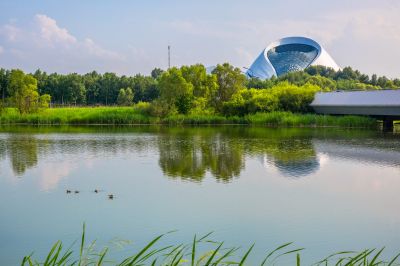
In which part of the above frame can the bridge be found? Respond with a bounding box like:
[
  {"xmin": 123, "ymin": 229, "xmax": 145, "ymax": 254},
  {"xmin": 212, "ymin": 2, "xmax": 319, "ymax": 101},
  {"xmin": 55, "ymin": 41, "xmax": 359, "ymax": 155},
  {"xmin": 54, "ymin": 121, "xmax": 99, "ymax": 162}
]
[{"xmin": 310, "ymin": 90, "xmax": 400, "ymax": 131}]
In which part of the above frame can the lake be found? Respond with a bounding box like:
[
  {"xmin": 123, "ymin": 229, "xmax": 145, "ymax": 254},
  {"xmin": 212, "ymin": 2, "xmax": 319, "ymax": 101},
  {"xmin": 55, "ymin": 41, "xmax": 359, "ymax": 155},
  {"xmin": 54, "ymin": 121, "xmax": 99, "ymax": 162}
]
[{"xmin": 0, "ymin": 126, "xmax": 399, "ymax": 265}]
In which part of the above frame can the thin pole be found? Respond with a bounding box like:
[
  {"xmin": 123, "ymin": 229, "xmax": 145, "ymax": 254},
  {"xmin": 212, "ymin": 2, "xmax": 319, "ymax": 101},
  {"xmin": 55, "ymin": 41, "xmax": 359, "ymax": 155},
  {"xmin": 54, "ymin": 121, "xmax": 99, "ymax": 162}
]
[{"xmin": 168, "ymin": 45, "xmax": 171, "ymax": 69}]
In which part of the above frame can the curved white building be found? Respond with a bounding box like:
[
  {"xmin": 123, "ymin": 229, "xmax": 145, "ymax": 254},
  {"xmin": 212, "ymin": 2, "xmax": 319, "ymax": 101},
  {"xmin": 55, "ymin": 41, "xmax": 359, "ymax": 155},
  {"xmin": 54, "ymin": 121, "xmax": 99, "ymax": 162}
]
[{"xmin": 246, "ymin": 36, "xmax": 340, "ymax": 80}]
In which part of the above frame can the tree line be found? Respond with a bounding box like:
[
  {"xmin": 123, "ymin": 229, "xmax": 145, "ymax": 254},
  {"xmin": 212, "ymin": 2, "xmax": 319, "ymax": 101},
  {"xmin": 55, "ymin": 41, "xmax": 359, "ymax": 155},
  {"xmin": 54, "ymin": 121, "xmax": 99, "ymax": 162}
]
[{"xmin": 0, "ymin": 64, "xmax": 399, "ymax": 115}]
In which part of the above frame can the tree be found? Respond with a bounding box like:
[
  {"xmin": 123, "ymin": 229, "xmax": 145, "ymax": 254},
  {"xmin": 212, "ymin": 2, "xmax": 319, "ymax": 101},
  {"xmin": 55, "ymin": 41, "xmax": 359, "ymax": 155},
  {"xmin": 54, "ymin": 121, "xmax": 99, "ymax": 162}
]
[
  {"xmin": 306, "ymin": 75, "xmax": 336, "ymax": 91},
  {"xmin": 99, "ymin": 72, "xmax": 119, "ymax": 105},
  {"xmin": 211, "ymin": 63, "xmax": 246, "ymax": 111},
  {"xmin": 117, "ymin": 87, "xmax": 134, "ymax": 106},
  {"xmin": 278, "ymin": 71, "xmax": 310, "ymax": 85},
  {"xmin": 83, "ymin": 71, "xmax": 101, "ymax": 105},
  {"xmin": 0, "ymin": 68, "xmax": 10, "ymax": 101},
  {"xmin": 33, "ymin": 69, "xmax": 48, "ymax": 95},
  {"xmin": 8, "ymin": 69, "xmax": 50, "ymax": 113},
  {"xmin": 181, "ymin": 64, "xmax": 217, "ymax": 99},
  {"xmin": 151, "ymin": 68, "xmax": 164, "ymax": 79},
  {"xmin": 62, "ymin": 74, "xmax": 86, "ymax": 105},
  {"xmin": 159, "ymin": 67, "xmax": 193, "ymax": 114}
]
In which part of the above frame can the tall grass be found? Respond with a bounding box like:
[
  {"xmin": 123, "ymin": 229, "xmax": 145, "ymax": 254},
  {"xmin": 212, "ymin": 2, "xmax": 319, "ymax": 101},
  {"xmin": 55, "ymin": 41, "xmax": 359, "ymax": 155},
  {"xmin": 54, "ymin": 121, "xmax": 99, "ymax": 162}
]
[
  {"xmin": 21, "ymin": 225, "xmax": 400, "ymax": 266},
  {"xmin": 0, "ymin": 107, "xmax": 378, "ymax": 128}
]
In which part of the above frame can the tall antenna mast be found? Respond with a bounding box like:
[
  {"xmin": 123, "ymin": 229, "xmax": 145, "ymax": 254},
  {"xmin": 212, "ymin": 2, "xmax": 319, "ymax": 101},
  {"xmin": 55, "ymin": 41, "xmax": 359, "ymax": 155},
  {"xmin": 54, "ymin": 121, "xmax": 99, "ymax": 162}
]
[{"xmin": 168, "ymin": 45, "xmax": 171, "ymax": 69}]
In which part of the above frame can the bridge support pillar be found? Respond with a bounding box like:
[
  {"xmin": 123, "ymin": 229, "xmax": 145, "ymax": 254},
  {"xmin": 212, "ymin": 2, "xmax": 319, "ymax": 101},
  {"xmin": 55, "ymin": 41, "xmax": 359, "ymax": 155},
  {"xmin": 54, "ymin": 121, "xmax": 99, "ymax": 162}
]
[{"xmin": 383, "ymin": 118, "xmax": 394, "ymax": 132}]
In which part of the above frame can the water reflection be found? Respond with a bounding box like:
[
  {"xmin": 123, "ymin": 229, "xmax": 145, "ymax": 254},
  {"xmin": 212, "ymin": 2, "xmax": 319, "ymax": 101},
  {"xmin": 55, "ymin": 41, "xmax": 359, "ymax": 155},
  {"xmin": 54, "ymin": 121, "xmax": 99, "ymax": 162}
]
[
  {"xmin": 0, "ymin": 126, "xmax": 399, "ymax": 183},
  {"xmin": 158, "ymin": 130, "xmax": 244, "ymax": 182},
  {"xmin": 2, "ymin": 135, "xmax": 39, "ymax": 176}
]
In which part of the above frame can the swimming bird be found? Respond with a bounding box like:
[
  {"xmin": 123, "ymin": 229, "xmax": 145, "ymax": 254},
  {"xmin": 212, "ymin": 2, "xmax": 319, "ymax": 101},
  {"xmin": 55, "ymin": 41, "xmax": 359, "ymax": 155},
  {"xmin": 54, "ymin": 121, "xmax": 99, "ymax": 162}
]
[
  {"xmin": 66, "ymin": 190, "xmax": 71, "ymax": 194},
  {"xmin": 108, "ymin": 194, "xmax": 114, "ymax": 200},
  {"xmin": 94, "ymin": 189, "xmax": 99, "ymax": 193},
  {"xmin": 74, "ymin": 190, "xmax": 80, "ymax": 194}
]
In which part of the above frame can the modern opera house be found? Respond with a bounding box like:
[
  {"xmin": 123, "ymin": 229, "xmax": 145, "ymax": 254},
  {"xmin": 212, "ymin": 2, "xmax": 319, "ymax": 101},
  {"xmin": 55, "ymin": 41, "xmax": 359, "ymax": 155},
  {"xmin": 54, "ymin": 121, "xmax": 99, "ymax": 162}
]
[{"xmin": 246, "ymin": 36, "xmax": 340, "ymax": 80}]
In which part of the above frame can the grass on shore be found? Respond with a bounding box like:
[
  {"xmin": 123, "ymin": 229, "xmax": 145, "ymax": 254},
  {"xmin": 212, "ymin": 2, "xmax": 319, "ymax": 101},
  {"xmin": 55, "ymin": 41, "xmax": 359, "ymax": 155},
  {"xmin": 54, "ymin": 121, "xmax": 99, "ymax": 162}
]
[
  {"xmin": 0, "ymin": 107, "xmax": 378, "ymax": 128},
  {"xmin": 22, "ymin": 225, "xmax": 400, "ymax": 266}
]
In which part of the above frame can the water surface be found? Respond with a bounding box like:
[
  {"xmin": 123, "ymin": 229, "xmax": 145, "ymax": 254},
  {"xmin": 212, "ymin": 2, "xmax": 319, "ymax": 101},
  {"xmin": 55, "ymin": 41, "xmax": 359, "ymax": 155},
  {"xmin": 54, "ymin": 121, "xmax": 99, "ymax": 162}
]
[{"xmin": 0, "ymin": 126, "xmax": 399, "ymax": 265}]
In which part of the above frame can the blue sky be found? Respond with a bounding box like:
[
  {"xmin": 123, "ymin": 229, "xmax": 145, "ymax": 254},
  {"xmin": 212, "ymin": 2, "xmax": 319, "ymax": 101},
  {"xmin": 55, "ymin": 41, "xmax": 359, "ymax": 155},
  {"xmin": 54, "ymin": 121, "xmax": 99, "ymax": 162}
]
[{"xmin": 1, "ymin": 0, "xmax": 400, "ymax": 77}]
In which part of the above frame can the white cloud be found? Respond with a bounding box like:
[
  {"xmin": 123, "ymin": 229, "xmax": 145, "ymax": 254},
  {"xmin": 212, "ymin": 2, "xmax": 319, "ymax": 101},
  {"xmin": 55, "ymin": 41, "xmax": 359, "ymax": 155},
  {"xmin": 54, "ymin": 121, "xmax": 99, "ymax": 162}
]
[
  {"xmin": 0, "ymin": 24, "xmax": 21, "ymax": 42},
  {"xmin": 35, "ymin": 14, "xmax": 77, "ymax": 46},
  {"xmin": 39, "ymin": 161, "xmax": 75, "ymax": 191},
  {"xmin": 164, "ymin": 3, "xmax": 400, "ymax": 77},
  {"xmin": 2, "ymin": 3, "xmax": 400, "ymax": 77},
  {"xmin": 0, "ymin": 14, "xmax": 127, "ymax": 73},
  {"xmin": 83, "ymin": 38, "xmax": 123, "ymax": 60}
]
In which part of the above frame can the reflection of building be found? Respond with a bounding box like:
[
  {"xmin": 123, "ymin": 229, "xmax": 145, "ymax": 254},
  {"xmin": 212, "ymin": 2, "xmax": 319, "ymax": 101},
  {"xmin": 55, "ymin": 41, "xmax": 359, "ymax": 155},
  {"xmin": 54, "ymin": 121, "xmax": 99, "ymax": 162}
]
[
  {"xmin": 246, "ymin": 36, "xmax": 340, "ymax": 80},
  {"xmin": 262, "ymin": 155, "xmax": 320, "ymax": 179},
  {"xmin": 313, "ymin": 140, "xmax": 400, "ymax": 167},
  {"xmin": 262, "ymin": 138, "xmax": 400, "ymax": 179}
]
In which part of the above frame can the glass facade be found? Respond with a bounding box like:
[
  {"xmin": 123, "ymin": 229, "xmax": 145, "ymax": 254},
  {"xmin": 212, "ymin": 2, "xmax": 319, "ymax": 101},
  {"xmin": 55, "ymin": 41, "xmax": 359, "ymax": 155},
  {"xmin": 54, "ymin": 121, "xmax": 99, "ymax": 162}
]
[{"xmin": 267, "ymin": 43, "xmax": 318, "ymax": 76}]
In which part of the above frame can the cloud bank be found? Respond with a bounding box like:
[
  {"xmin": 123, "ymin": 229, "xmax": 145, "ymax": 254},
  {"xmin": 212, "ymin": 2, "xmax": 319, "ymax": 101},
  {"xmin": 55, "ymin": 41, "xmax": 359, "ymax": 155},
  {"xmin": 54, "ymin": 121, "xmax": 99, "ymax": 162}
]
[
  {"xmin": 1, "ymin": 2, "xmax": 400, "ymax": 78},
  {"xmin": 0, "ymin": 14, "xmax": 140, "ymax": 74}
]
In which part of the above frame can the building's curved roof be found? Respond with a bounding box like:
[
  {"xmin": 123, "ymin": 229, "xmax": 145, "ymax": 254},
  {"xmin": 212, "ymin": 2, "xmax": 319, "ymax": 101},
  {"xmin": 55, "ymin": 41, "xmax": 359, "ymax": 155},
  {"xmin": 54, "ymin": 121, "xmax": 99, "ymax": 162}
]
[{"xmin": 246, "ymin": 36, "xmax": 340, "ymax": 80}]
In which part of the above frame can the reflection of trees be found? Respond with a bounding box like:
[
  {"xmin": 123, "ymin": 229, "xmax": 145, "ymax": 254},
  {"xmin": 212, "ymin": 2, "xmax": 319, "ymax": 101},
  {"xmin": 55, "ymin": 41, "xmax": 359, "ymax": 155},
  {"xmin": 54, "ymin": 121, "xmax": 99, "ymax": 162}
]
[
  {"xmin": 202, "ymin": 137, "xmax": 244, "ymax": 181},
  {"xmin": 158, "ymin": 135, "xmax": 207, "ymax": 181},
  {"xmin": 2, "ymin": 126, "xmax": 382, "ymax": 182},
  {"xmin": 158, "ymin": 130, "xmax": 244, "ymax": 182},
  {"xmin": 158, "ymin": 127, "xmax": 320, "ymax": 182},
  {"xmin": 7, "ymin": 136, "xmax": 38, "ymax": 176}
]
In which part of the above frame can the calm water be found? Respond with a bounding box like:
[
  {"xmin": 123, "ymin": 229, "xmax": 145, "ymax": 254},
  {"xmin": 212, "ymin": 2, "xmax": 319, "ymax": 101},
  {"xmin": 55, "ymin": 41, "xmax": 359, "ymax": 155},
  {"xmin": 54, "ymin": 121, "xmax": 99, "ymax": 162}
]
[{"xmin": 0, "ymin": 126, "xmax": 399, "ymax": 265}]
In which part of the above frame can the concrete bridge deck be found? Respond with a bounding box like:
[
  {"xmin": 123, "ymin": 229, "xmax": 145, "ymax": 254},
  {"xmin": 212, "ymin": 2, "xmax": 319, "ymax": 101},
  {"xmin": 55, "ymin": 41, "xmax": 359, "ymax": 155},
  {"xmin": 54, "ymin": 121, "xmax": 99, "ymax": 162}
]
[{"xmin": 310, "ymin": 89, "xmax": 400, "ymax": 130}]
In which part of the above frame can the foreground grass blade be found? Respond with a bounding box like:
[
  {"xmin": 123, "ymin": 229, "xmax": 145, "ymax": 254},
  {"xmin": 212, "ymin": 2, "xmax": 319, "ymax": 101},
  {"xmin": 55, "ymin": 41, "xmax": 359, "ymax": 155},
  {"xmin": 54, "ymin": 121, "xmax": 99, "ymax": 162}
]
[
  {"xmin": 197, "ymin": 232, "xmax": 214, "ymax": 242},
  {"xmin": 314, "ymin": 251, "xmax": 356, "ymax": 265},
  {"xmin": 212, "ymin": 247, "xmax": 239, "ymax": 265},
  {"xmin": 78, "ymin": 223, "xmax": 86, "ymax": 266},
  {"xmin": 204, "ymin": 242, "xmax": 224, "ymax": 266},
  {"xmin": 239, "ymin": 243, "xmax": 254, "ymax": 266},
  {"xmin": 261, "ymin": 242, "xmax": 293, "ymax": 266},
  {"xmin": 97, "ymin": 247, "xmax": 108, "ymax": 266},
  {"xmin": 191, "ymin": 235, "xmax": 196, "ymax": 266},
  {"xmin": 344, "ymin": 249, "xmax": 375, "ymax": 266},
  {"xmin": 369, "ymin": 247, "xmax": 385, "ymax": 265},
  {"xmin": 388, "ymin": 252, "xmax": 400, "ymax": 266},
  {"xmin": 273, "ymin": 248, "xmax": 305, "ymax": 263},
  {"xmin": 118, "ymin": 233, "xmax": 164, "ymax": 266}
]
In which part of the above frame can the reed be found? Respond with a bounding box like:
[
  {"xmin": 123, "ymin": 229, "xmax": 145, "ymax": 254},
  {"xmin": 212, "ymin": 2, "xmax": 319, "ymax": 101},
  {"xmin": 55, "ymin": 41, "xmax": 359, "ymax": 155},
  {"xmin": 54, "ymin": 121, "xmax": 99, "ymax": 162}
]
[
  {"xmin": 0, "ymin": 107, "xmax": 378, "ymax": 128},
  {"xmin": 21, "ymin": 225, "xmax": 400, "ymax": 266}
]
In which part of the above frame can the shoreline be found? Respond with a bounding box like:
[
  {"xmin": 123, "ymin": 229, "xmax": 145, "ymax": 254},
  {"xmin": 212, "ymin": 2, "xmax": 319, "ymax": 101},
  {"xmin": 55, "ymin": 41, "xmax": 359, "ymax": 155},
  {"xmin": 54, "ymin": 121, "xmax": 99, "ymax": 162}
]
[{"xmin": 0, "ymin": 107, "xmax": 379, "ymax": 129}]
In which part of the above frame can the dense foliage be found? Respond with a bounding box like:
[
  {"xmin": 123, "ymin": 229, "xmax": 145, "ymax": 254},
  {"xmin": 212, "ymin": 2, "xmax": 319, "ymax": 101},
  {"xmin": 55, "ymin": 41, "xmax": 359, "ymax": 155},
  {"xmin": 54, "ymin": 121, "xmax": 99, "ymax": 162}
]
[
  {"xmin": 0, "ymin": 64, "xmax": 399, "ymax": 116},
  {"xmin": 3, "ymin": 70, "xmax": 50, "ymax": 114}
]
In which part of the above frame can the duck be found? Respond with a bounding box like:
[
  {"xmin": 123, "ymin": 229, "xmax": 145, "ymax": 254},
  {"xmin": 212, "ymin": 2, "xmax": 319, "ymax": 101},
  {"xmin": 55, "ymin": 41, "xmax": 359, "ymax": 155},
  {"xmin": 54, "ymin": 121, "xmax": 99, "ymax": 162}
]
[
  {"xmin": 94, "ymin": 189, "xmax": 99, "ymax": 193},
  {"xmin": 66, "ymin": 190, "xmax": 71, "ymax": 194},
  {"xmin": 108, "ymin": 194, "xmax": 114, "ymax": 200},
  {"xmin": 74, "ymin": 190, "xmax": 80, "ymax": 194}
]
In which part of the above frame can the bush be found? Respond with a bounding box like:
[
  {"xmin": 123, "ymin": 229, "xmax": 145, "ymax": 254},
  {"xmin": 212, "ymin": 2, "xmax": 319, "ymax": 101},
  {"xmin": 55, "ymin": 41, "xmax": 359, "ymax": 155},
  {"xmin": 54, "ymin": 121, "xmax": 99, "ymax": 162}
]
[
  {"xmin": 133, "ymin": 101, "xmax": 152, "ymax": 115},
  {"xmin": 222, "ymin": 82, "xmax": 320, "ymax": 116}
]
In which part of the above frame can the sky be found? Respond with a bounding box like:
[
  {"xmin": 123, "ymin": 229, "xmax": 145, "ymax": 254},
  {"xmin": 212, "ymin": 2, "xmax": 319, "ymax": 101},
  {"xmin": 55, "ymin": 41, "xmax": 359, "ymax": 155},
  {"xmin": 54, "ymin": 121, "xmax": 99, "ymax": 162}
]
[{"xmin": 1, "ymin": 0, "xmax": 400, "ymax": 77}]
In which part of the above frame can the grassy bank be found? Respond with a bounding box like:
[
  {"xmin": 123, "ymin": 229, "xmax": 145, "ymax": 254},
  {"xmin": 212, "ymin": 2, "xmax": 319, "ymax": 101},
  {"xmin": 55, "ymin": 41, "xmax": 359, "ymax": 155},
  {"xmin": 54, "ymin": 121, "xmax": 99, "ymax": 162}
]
[
  {"xmin": 22, "ymin": 226, "xmax": 400, "ymax": 266},
  {"xmin": 0, "ymin": 107, "xmax": 378, "ymax": 128}
]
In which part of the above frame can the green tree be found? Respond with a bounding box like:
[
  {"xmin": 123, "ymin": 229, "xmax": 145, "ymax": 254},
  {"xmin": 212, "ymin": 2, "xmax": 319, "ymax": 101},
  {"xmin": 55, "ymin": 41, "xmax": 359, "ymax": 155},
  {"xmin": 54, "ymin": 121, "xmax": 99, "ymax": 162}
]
[
  {"xmin": 0, "ymin": 68, "xmax": 11, "ymax": 101},
  {"xmin": 62, "ymin": 74, "xmax": 86, "ymax": 105},
  {"xmin": 151, "ymin": 68, "xmax": 164, "ymax": 79},
  {"xmin": 158, "ymin": 67, "xmax": 193, "ymax": 114},
  {"xmin": 99, "ymin": 72, "xmax": 119, "ymax": 105},
  {"xmin": 83, "ymin": 71, "xmax": 101, "ymax": 105},
  {"xmin": 306, "ymin": 75, "xmax": 336, "ymax": 91},
  {"xmin": 8, "ymin": 69, "xmax": 50, "ymax": 114},
  {"xmin": 211, "ymin": 63, "xmax": 246, "ymax": 111},
  {"xmin": 117, "ymin": 87, "xmax": 134, "ymax": 106},
  {"xmin": 181, "ymin": 64, "xmax": 217, "ymax": 98}
]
